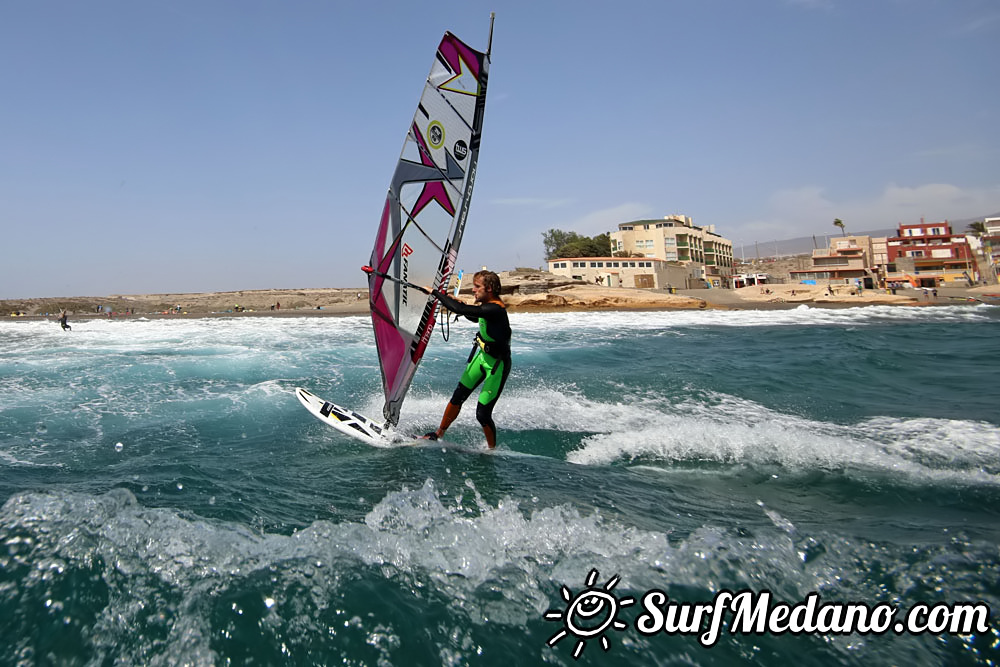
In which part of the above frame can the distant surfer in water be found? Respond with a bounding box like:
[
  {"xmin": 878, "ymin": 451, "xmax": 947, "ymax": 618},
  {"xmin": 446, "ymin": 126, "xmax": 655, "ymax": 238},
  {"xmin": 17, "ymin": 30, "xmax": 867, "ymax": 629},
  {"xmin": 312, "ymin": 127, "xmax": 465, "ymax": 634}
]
[
  {"xmin": 423, "ymin": 270, "xmax": 511, "ymax": 449},
  {"xmin": 59, "ymin": 310, "xmax": 71, "ymax": 331}
]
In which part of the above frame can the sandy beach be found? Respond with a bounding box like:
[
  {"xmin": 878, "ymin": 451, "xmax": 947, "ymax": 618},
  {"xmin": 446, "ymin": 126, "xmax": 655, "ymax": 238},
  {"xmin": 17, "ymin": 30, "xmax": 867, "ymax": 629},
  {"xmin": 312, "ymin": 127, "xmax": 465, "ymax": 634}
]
[{"xmin": 3, "ymin": 271, "xmax": 997, "ymax": 320}]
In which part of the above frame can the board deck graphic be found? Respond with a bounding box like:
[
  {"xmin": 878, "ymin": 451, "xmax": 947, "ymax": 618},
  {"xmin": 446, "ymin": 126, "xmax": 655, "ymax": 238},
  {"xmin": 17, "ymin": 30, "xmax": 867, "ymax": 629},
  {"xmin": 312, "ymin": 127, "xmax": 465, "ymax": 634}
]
[{"xmin": 295, "ymin": 387, "xmax": 391, "ymax": 445}]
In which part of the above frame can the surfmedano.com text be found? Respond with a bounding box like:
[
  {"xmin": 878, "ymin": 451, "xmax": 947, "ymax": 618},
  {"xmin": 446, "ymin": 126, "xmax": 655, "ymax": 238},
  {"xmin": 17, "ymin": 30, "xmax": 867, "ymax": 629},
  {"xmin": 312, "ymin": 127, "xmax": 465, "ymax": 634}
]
[{"xmin": 636, "ymin": 589, "xmax": 991, "ymax": 647}]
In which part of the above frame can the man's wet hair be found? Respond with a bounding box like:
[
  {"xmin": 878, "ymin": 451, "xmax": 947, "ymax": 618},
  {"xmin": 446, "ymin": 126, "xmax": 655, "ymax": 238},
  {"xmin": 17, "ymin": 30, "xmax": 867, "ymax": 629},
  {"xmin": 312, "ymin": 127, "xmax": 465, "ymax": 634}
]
[{"xmin": 474, "ymin": 270, "xmax": 501, "ymax": 296}]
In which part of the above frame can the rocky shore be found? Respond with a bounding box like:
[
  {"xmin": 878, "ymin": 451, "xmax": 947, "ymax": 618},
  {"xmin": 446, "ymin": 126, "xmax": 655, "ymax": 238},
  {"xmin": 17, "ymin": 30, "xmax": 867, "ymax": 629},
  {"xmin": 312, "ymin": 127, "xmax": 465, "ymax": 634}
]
[{"xmin": 3, "ymin": 270, "xmax": 996, "ymax": 320}]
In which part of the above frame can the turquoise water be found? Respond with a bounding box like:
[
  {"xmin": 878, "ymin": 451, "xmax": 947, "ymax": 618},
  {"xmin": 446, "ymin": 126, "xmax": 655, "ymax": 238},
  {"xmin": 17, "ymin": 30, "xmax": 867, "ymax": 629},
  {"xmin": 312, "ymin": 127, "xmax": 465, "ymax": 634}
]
[{"xmin": 1, "ymin": 305, "xmax": 998, "ymax": 665}]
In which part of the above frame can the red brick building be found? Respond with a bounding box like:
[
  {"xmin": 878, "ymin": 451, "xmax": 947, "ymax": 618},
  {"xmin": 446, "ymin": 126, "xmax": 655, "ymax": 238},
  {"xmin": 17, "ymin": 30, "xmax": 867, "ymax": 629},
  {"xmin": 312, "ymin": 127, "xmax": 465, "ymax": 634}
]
[{"xmin": 885, "ymin": 220, "xmax": 976, "ymax": 287}]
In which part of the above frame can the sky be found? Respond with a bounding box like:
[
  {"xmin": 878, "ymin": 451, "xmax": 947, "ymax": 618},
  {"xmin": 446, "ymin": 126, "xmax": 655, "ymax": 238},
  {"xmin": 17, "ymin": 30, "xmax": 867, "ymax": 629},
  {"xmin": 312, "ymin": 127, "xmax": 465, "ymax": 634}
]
[{"xmin": 2, "ymin": 0, "xmax": 998, "ymax": 298}]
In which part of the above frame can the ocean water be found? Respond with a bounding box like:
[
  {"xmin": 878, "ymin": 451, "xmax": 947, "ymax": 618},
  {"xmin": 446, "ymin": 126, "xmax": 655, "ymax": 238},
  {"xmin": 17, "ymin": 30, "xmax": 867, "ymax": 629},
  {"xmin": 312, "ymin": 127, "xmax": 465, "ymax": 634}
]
[{"xmin": 1, "ymin": 304, "xmax": 998, "ymax": 666}]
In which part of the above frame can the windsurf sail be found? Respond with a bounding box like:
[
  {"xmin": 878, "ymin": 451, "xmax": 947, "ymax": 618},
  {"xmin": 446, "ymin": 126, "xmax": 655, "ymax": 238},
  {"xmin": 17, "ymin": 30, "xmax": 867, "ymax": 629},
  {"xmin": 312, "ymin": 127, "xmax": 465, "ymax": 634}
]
[{"xmin": 367, "ymin": 16, "xmax": 493, "ymax": 427}]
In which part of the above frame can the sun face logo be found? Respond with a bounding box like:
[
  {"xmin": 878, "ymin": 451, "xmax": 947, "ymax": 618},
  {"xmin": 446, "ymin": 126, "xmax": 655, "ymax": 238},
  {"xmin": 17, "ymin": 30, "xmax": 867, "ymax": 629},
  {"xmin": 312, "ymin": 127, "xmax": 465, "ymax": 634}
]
[{"xmin": 544, "ymin": 569, "xmax": 635, "ymax": 659}]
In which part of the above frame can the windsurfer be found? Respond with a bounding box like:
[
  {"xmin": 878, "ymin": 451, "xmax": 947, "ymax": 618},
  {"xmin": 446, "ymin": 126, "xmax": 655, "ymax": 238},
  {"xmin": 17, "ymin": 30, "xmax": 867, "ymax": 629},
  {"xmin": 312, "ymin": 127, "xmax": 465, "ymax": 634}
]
[
  {"xmin": 422, "ymin": 270, "xmax": 511, "ymax": 449},
  {"xmin": 59, "ymin": 310, "xmax": 71, "ymax": 331}
]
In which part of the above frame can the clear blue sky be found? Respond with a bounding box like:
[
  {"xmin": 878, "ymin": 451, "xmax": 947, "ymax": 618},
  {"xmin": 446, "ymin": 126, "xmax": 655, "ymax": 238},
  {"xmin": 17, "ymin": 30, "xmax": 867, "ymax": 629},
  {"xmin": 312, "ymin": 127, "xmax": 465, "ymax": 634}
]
[{"xmin": 2, "ymin": 0, "xmax": 998, "ymax": 298}]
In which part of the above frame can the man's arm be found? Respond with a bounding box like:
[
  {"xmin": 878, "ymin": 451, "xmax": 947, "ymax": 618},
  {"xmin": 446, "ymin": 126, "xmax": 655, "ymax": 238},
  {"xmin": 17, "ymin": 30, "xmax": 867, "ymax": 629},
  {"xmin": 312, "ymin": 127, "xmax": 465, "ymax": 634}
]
[{"xmin": 433, "ymin": 290, "xmax": 500, "ymax": 320}]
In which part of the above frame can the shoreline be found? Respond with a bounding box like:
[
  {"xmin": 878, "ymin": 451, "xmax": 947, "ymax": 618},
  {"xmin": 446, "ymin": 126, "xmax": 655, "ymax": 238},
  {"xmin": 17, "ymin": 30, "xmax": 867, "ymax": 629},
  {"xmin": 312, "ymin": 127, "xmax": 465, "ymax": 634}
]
[{"xmin": 3, "ymin": 274, "xmax": 997, "ymax": 322}]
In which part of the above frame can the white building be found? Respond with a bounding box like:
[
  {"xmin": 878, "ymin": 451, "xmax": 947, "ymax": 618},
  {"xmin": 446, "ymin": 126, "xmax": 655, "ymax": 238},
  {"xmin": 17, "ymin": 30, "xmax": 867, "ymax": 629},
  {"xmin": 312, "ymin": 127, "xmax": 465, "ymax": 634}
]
[{"xmin": 547, "ymin": 257, "xmax": 696, "ymax": 290}]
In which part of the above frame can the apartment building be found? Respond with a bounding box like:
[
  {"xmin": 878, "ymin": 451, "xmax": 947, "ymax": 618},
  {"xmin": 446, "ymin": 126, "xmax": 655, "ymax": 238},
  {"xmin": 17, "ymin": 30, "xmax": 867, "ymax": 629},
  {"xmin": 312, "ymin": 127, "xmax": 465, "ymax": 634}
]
[
  {"xmin": 608, "ymin": 215, "xmax": 735, "ymax": 287},
  {"xmin": 789, "ymin": 235, "xmax": 883, "ymax": 287},
  {"xmin": 885, "ymin": 221, "xmax": 976, "ymax": 287}
]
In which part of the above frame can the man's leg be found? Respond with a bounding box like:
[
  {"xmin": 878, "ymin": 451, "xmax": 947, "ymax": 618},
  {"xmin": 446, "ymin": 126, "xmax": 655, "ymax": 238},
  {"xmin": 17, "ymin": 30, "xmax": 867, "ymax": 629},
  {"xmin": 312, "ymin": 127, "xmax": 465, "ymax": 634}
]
[
  {"xmin": 476, "ymin": 402, "xmax": 497, "ymax": 449},
  {"xmin": 426, "ymin": 381, "xmax": 476, "ymax": 439},
  {"xmin": 429, "ymin": 401, "xmax": 462, "ymax": 439},
  {"xmin": 474, "ymin": 358, "xmax": 509, "ymax": 449}
]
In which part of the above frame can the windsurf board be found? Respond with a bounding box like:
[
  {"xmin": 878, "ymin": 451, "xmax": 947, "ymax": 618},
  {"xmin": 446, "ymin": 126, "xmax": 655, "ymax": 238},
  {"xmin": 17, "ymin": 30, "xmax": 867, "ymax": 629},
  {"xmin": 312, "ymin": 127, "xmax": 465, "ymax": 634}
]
[{"xmin": 295, "ymin": 387, "xmax": 393, "ymax": 446}]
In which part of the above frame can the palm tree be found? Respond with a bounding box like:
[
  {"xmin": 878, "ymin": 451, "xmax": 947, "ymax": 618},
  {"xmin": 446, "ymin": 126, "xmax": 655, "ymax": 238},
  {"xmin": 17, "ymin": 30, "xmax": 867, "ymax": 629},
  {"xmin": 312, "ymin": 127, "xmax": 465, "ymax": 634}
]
[
  {"xmin": 967, "ymin": 221, "xmax": 987, "ymax": 237},
  {"xmin": 833, "ymin": 218, "xmax": 846, "ymax": 236}
]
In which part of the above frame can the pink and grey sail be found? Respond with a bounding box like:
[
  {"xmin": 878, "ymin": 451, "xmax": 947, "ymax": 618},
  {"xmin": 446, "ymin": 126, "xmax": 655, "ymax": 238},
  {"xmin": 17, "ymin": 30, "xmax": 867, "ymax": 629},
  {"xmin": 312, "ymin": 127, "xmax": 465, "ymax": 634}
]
[{"xmin": 368, "ymin": 20, "xmax": 493, "ymax": 427}]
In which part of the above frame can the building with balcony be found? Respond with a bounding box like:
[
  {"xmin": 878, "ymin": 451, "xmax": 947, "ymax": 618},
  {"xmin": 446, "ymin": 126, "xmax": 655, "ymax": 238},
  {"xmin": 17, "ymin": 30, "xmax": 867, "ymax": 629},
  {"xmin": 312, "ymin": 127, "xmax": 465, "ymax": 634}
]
[
  {"xmin": 979, "ymin": 217, "xmax": 1000, "ymax": 283},
  {"xmin": 885, "ymin": 220, "xmax": 976, "ymax": 287},
  {"xmin": 608, "ymin": 215, "xmax": 735, "ymax": 287},
  {"xmin": 789, "ymin": 235, "xmax": 884, "ymax": 287}
]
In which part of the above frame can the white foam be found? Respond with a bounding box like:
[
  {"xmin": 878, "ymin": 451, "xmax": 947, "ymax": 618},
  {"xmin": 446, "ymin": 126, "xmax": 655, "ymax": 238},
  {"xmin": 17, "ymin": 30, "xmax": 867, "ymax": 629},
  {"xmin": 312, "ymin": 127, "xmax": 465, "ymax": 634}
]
[
  {"xmin": 510, "ymin": 303, "xmax": 996, "ymax": 334},
  {"xmin": 557, "ymin": 390, "xmax": 1000, "ymax": 486},
  {"xmin": 4, "ymin": 305, "xmax": 991, "ymax": 362},
  {"xmin": 339, "ymin": 376, "xmax": 1000, "ymax": 488}
]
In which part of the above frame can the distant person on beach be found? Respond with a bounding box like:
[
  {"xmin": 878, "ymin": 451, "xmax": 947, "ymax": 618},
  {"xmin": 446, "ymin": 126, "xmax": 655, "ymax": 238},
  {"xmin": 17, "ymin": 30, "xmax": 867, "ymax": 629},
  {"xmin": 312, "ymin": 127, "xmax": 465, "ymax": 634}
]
[
  {"xmin": 59, "ymin": 310, "xmax": 71, "ymax": 331},
  {"xmin": 421, "ymin": 270, "xmax": 511, "ymax": 450}
]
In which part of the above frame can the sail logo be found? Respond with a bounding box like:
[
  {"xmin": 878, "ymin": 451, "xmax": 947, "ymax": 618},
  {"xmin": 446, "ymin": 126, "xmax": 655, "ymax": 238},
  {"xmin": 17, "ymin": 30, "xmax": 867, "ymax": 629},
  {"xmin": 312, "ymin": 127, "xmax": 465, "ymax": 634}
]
[
  {"xmin": 401, "ymin": 244, "xmax": 413, "ymax": 305},
  {"xmin": 428, "ymin": 121, "xmax": 445, "ymax": 149},
  {"xmin": 454, "ymin": 140, "xmax": 468, "ymax": 160},
  {"xmin": 455, "ymin": 163, "xmax": 476, "ymax": 240}
]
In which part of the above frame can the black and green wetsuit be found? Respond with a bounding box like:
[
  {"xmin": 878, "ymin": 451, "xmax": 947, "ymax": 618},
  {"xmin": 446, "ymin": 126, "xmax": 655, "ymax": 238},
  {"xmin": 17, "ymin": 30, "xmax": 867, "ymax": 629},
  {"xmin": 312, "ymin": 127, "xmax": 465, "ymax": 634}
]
[{"xmin": 433, "ymin": 290, "xmax": 512, "ymax": 439}]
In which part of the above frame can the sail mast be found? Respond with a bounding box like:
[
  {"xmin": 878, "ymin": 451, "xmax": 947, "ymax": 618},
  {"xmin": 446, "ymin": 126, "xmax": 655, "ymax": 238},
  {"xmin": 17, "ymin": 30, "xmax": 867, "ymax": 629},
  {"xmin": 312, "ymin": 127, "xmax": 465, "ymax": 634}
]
[{"xmin": 487, "ymin": 12, "xmax": 495, "ymax": 58}]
